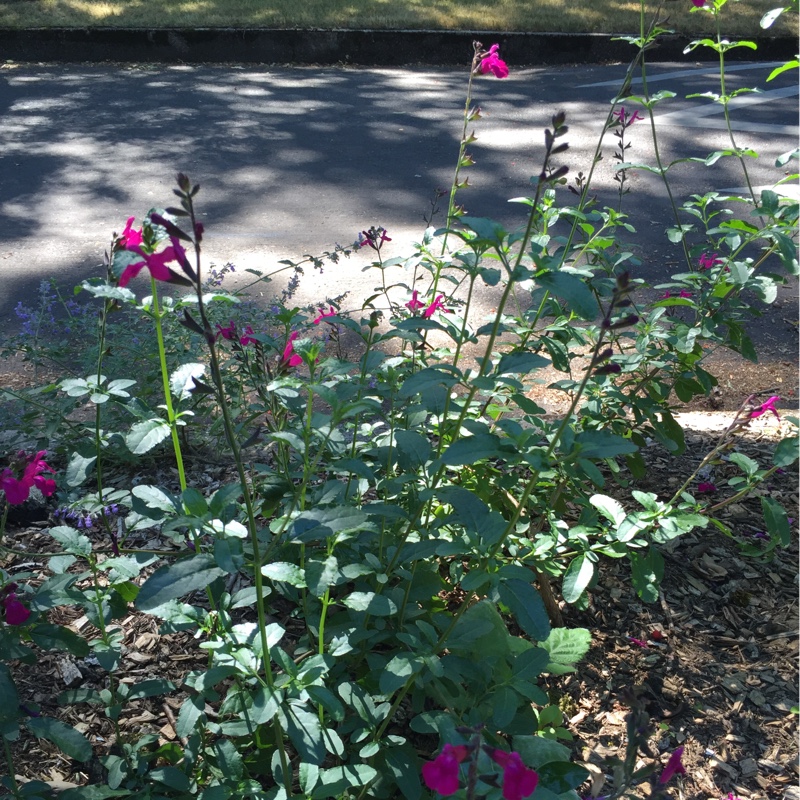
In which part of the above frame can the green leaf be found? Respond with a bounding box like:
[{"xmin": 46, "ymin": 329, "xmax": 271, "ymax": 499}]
[
  {"xmin": 213, "ymin": 739, "xmax": 243, "ymax": 780},
  {"xmin": 251, "ymin": 686, "xmax": 282, "ymax": 724},
  {"xmin": 261, "ymin": 561, "xmax": 307, "ymax": 587},
  {"xmin": 176, "ymin": 695, "xmax": 204, "ymax": 740},
  {"xmin": 512, "ymin": 735, "xmax": 571, "ymax": 768},
  {"xmin": 136, "ymin": 554, "xmax": 225, "ymax": 611},
  {"xmin": 537, "ymin": 761, "xmax": 591, "ymax": 793},
  {"xmin": 460, "ymin": 216, "xmax": 508, "ymax": 246},
  {"xmin": 285, "ymin": 706, "xmax": 325, "ymax": 765},
  {"xmin": 380, "ymin": 653, "xmax": 423, "ymax": 695},
  {"xmin": 59, "ymin": 787, "xmax": 131, "ymax": 800},
  {"xmin": 148, "ymin": 766, "xmax": 190, "ymax": 792},
  {"xmin": 496, "ymin": 351, "xmax": 551, "ymax": 375},
  {"xmin": 573, "ymin": 430, "xmax": 637, "ymax": 459},
  {"xmin": 126, "ymin": 418, "xmax": 172, "ymax": 455},
  {"xmin": 170, "ymin": 362, "xmax": 206, "ymax": 401},
  {"xmin": 305, "ymin": 556, "xmax": 339, "ymax": 597},
  {"xmin": 491, "ymin": 686, "xmax": 519, "ymax": 728},
  {"xmin": 439, "ymin": 433, "xmax": 508, "ymax": 466},
  {"xmin": 773, "ymin": 436, "xmax": 799, "ymax": 467},
  {"xmin": 540, "ymin": 628, "xmax": 591, "ymax": 673},
  {"xmin": 310, "ymin": 765, "xmax": 379, "ymax": 799},
  {"xmin": 590, "ymin": 494, "xmax": 626, "ymax": 526},
  {"xmin": 29, "ymin": 624, "xmax": 89, "ymax": 657},
  {"xmin": 629, "ymin": 548, "xmax": 664, "ymax": 603},
  {"xmin": 561, "ymin": 554, "xmax": 596, "ymax": 604},
  {"xmin": 535, "ymin": 270, "xmax": 598, "ymax": 320},
  {"xmin": 512, "ymin": 646, "xmax": 550, "ymax": 682},
  {"xmin": 49, "ymin": 526, "xmax": 92, "ymax": 557},
  {"xmin": 398, "ymin": 365, "xmax": 461, "ymax": 399},
  {"xmin": 497, "ymin": 579, "xmax": 551, "ymax": 641},
  {"xmin": 761, "ymin": 496, "xmax": 791, "ymax": 546},
  {"xmin": 289, "ymin": 507, "xmax": 369, "ymax": 544},
  {"xmin": 343, "ymin": 591, "xmax": 397, "ymax": 616},
  {"xmin": 182, "ymin": 487, "xmax": 208, "ymax": 516},
  {"xmin": 394, "ymin": 429, "xmax": 432, "ymax": 470},
  {"xmin": 131, "ymin": 484, "xmax": 177, "ymax": 514},
  {"xmin": 0, "ymin": 665, "xmax": 20, "ymax": 723},
  {"xmin": 65, "ymin": 452, "xmax": 96, "ymax": 488},
  {"xmin": 26, "ymin": 716, "xmax": 92, "ymax": 762}
]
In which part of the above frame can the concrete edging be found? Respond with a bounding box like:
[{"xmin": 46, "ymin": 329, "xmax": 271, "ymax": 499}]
[{"xmin": 0, "ymin": 27, "xmax": 796, "ymax": 65}]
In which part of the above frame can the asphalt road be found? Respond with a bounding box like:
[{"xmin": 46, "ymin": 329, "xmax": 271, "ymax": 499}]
[{"xmin": 0, "ymin": 60, "xmax": 797, "ymax": 356}]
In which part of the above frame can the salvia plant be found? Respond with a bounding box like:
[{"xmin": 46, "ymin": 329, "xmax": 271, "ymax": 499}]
[{"xmin": 1, "ymin": 6, "xmax": 798, "ymax": 800}]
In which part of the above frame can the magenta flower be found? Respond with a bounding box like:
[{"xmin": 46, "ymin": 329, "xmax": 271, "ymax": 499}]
[
  {"xmin": 119, "ymin": 238, "xmax": 188, "ymax": 288},
  {"xmin": 120, "ymin": 216, "xmax": 144, "ymax": 250},
  {"xmin": 313, "ymin": 306, "xmax": 336, "ymax": 325},
  {"xmin": 679, "ymin": 290, "xmax": 692, "ymax": 298},
  {"xmin": 1, "ymin": 450, "xmax": 56, "ymax": 505},
  {"xmin": 627, "ymin": 636, "xmax": 649, "ymax": 648},
  {"xmin": 405, "ymin": 290, "xmax": 425, "ymax": 312},
  {"xmin": 697, "ymin": 481, "xmax": 717, "ymax": 494},
  {"xmin": 479, "ymin": 44, "xmax": 509, "ymax": 79},
  {"xmin": 698, "ymin": 252, "xmax": 722, "ymax": 270},
  {"xmin": 239, "ymin": 325, "xmax": 257, "ymax": 346},
  {"xmin": 692, "ymin": 0, "xmax": 706, "ymax": 6},
  {"xmin": 216, "ymin": 321, "xmax": 237, "ymax": 341},
  {"xmin": 281, "ymin": 332, "xmax": 303, "ymax": 368},
  {"xmin": 358, "ymin": 227, "xmax": 392, "ymax": 251},
  {"xmin": 422, "ymin": 744, "xmax": 468, "ymax": 795},
  {"xmin": 2, "ymin": 592, "xmax": 31, "ymax": 626},
  {"xmin": 614, "ymin": 106, "xmax": 643, "ymax": 125},
  {"xmin": 489, "ymin": 750, "xmax": 539, "ymax": 800},
  {"xmin": 423, "ymin": 294, "xmax": 450, "ymax": 318},
  {"xmin": 750, "ymin": 395, "xmax": 780, "ymax": 420},
  {"xmin": 659, "ymin": 746, "xmax": 686, "ymax": 784}
]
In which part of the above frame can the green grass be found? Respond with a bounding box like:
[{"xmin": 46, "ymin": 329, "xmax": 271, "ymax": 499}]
[{"xmin": 0, "ymin": 0, "xmax": 795, "ymax": 35}]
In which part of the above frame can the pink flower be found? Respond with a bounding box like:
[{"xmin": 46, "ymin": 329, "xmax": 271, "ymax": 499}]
[
  {"xmin": 692, "ymin": 0, "xmax": 705, "ymax": 6},
  {"xmin": 698, "ymin": 252, "xmax": 722, "ymax": 270},
  {"xmin": 2, "ymin": 592, "xmax": 31, "ymax": 626},
  {"xmin": 119, "ymin": 239, "xmax": 187, "ymax": 288},
  {"xmin": 239, "ymin": 325, "xmax": 257, "ymax": 346},
  {"xmin": 405, "ymin": 290, "xmax": 425, "ymax": 312},
  {"xmin": 422, "ymin": 744, "xmax": 468, "ymax": 795},
  {"xmin": 627, "ymin": 636, "xmax": 649, "ymax": 648},
  {"xmin": 697, "ymin": 481, "xmax": 717, "ymax": 494},
  {"xmin": 358, "ymin": 227, "xmax": 392, "ymax": 251},
  {"xmin": 423, "ymin": 294, "xmax": 450, "ymax": 318},
  {"xmin": 1, "ymin": 450, "xmax": 56, "ymax": 505},
  {"xmin": 489, "ymin": 750, "xmax": 539, "ymax": 800},
  {"xmin": 281, "ymin": 332, "xmax": 303, "ymax": 368},
  {"xmin": 120, "ymin": 216, "xmax": 144, "ymax": 250},
  {"xmin": 313, "ymin": 306, "xmax": 336, "ymax": 325},
  {"xmin": 614, "ymin": 106, "xmax": 643, "ymax": 125},
  {"xmin": 216, "ymin": 321, "xmax": 237, "ymax": 340},
  {"xmin": 679, "ymin": 290, "xmax": 692, "ymax": 298},
  {"xmin": 750, "ymin": 395, "xmax": 780, "ymax": 420},
  {"xmin": 480, "ymin": 44, "xmax": 509, "ymax": 79},
  {"xmin": 659, "ymin": 746, "xmax": 686, "ymax": 784}
]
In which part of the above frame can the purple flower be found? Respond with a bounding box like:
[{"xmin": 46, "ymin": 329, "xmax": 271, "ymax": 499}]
[
  {"xmin": 697, "ymin": 481, "xmax": 717, "ymax": 494},
  {"xmin": 614, "ymin": 106, "xmax": 643, "ymax": 125},
  {"xmin": 659, "ymin": 746, "xmax": 686, "ymax": 784},
  {"xmin": 422, "ymin": 744, "xmax": 468, "ymax": 795}
]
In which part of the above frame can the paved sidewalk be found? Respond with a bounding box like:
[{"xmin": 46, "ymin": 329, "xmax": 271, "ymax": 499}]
[{"xmin": 0, "ymin": 59, "xmax": 796, "ymax": 389}]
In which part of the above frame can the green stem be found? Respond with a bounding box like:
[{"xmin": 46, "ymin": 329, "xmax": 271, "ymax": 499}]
[
  {"xmin": 149, "ymin": 277, "xmax": 187, "ymax": 492},
  {"xmin": 3, "ymin": 736, "xmax": 21, "ymax": 798}
]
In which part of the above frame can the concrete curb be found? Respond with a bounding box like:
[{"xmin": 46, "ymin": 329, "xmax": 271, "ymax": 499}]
[{"xmin": 0, "ymin": 28, "xmax": 796, "ymax": 65}]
